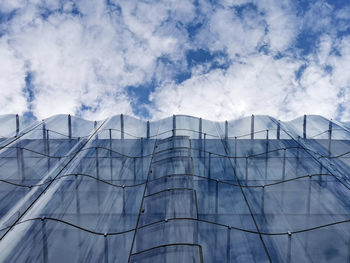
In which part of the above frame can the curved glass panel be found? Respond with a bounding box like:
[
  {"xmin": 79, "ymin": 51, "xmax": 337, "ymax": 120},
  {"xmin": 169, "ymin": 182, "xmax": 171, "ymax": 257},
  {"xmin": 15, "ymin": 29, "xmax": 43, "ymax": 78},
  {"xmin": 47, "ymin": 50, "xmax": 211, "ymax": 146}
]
[{"xmin": 0, "ymin": 114, "xmax": 350, "ymax": 262}]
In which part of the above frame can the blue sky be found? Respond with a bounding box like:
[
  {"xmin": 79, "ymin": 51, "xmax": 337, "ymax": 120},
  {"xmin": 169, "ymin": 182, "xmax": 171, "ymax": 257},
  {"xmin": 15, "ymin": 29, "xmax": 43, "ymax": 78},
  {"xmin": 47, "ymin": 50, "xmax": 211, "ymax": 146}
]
[{"xmin": 0, "ymin": 0, "xmax": 350, "ymax": 121}]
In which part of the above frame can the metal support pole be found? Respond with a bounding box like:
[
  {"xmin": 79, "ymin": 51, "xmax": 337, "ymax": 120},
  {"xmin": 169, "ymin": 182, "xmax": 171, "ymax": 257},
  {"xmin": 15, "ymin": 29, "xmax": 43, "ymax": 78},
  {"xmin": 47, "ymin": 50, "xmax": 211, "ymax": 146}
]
[
  {"xmin": 328, "ymin": 121, "xmax": 332, "ymax": 156},
  {"xmin": 96, "ymin": 147, "xmax": 99, "ymax": 179},
  {"xmin": 277, "ymin": 120, "xmax": 280, "ymax": 140},
  {"xmin": 104, "ymin": 235, "xmax": 109, "ymax": 263},
  {"xmin": 234, "ymin": 137, "xmax": 237, "ymax": 168},
  {"xmin": 203, "ymin": 133, "xmax": 206, "ymax": 158},
  {"xmin": 261, "ymin": 187, "xmax": 265, "ymax": 215},
  {"xmin": 287, "ymin": 232, "xmax": 292, "ymax": 263},
  {"xmin": 122, "ymin": 187, "xmax": 125, "ymax": 214},
  {"xmin": 199, "ymin": 118, "xmax": 202, "ymax": 139},
  {"xmin": 46, "ymin": 130, "xmax": 50, "ymax": 155},
  {"xmin": 141, "ymin": 138, "xmax": 144, "ymax": 157},
  {"xmin": 109, "ymin": 129, "xmax": 113, "ymax": 180},
  {"xmin": 266, "ymin": 130, "xmax": 269, "ymax": 154},
  {"xmin": 43, "ymin": 123, "xmax": 47, "ymax": 155},
  {"xmin": 251, "ymin": 114, "xmax": 255, "ymax": 140},
  {"xmin": 225, "ymin": 120, "xmax": 228, "ymax": 140},
  {"xmin": 68, "ymin": 114, "xmax": 72, "ymax": 139},
  {"xmin": 43, "ymin": 123, "xmax": 46, "ymax": 141},
  {"xmin": 47, "ymin": 129, "xmax": 50, "ymax": 171},
  {"xmin": 172, "ymin": 115, "xmax": 176, "ymax": 137},
  {"xmin": 282, "ymin": 149, "xmax": 286, "ymax": 180},
  {"xmin": 146, "ymin": 121, "xmax": 150, "ymax": 139},
  {"xmin": 226, "ymin": 228, "xmax": 231, "ymax": 263},
  {"xmin": 265, "ymin": 131, "xmax": 269, "ymax": 182},
  {"xmin": 41, "ymin": 219, "xmax": 48, "ymax": 263},
  {"xmin": 120, "ymin": 114, "xmax": 124, "ymax": 139},
  {"xmin": 94, "ymin": 121, "xmax": 98, "ymax": 140},
  {"xmin": 109, "ymin": 129, "xmax": 112, "ymax": 149},
  {"xmin": 15, "ymin": 114, "xmax": 19, "ymax": 136},
  {"xmin": 208, "ymin": 152, "xmax": 211, "ymax": 179},
  {"xmin": 303, "ymin": 115, "xmax": 307, "ymax": 139},
  {"xmin": 319, "ymin": 162, "xmax": 323, "ymax": 185},
  {"xmin": 17, "ymin": 146, "xmax": 24, "ymax": 181},
  {"xmin": 296, "ymin": 137, "xmax": 300, "ymax": 161}
]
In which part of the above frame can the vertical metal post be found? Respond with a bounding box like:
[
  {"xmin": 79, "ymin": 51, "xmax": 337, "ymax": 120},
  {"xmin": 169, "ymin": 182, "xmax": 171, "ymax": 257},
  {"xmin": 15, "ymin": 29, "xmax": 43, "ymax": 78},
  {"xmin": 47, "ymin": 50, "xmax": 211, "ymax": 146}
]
[
  {"xmin": 203, "ymin": 133, "xmax": 206, "ymax": 158},
  {"xmin": 140, "ymin": 137, "xmax": 144, "ymax": 175},
  {"xmin": 96, "ymin": 147, "xmax": 101, "ymax": 212},
  {"xmin": 251, "ymin": 114, "xmax": 255, "ymax": 140},
  {"xmin": 47, "ymin": 129, "xmax": 50, "ymax": 171},
  {"xmin": 296, "ymin": 137, "xmax": 300, "ymax": 175},
  {"xmin": 43, "ymin": 123, "xmax": 47, "ymax": 155},
  {"xmin": 20, "ymin": 147, "xmax": 25, "ymax": 181},
  {"xmin": 109, "ymin": 129, "xmax": 112, "ymax": 149},
  {"xmin": 15, "ymin": 114, "xmax": 19, "ymax": 137},
  {"xmin": 265, "ymin": 130, "xmax": 269, "ymax": 182},
  {"xmin": 287, "ymin": 233, "xmax": 292, "ymax": 263},
  {"xmin": 328, "ymin": 121, "xmax": 332, "ymax": 156},
  {"xmin": 261, "ymin": 187, "xmax": 265, "ymax": 215},
  {"xmin": 68, "ymin": 114, "xmax": 72, "ymax": 139},
  {"xmin": 199, "ymin": 118, "xmax": 202, "ymax": 139},
  {"xmin": 140, "ymin": 138, "xmax": 144, "ymax": 157},
  {"xmin": 303, "ymin": 115, "xmax": 307, "ymax": 139},
  {"xmin": 41, "ymin": 219, "xmax": 48, "ymax": 263},
  {"xmin": 75, "ymin": 177, "xmax": 81, "ymax": 214},
  {"xmin": 307, "ymin": 176, "xmax": 311, "ymax": 215},
  {"xmin": 172, "ymin": 115, "xmax": 176, "ymax": 137},
  {"xmin": 120, "ymin": 114, "xmax": 124, "ymax": 139},
  {"xmin": 277, "ymin": 120, "xmax": 280, "ymax": 140},
  {"xmin": 214, "ymin": 181, "xmax": 218, "ymax": 262},
  {"xmin": 109, "ymin": 129, "xmax": 113, "ymax": 180},
  {"xmin": 17, "ymin": 145, "xmax": 24, "ymax": 181},
  {"xmin": 234, "ymin": 137, "xmax": 237, "ymax": 168},
  {"xmin": 43, "ymin": 123, "xmax": 46, "ymax": 141},
  {"xmin": 226, "ymin": 228, "xmax": 231, "ymax": 263},
  {"xmin": 104, "ymin": 235, "xmax": 109, "ymax": 263},
  {"xmin": 266, "ymin": 130, "xmax": 269, "ymax": 154},
  {"xmin": 296, "ymin": 137, "xmax": 300, "ymax": 161},
  {"xmin": 225, "ymin": 120, "xmax": 228, "ymax": 140},
  {"xmin": 46, "ymin": 130, "xmax": 50, "ymax": 156},
  {"xmin": 208, "ymin": 152, "xmax": 211, "ymax": 179},
  {"xmin": 96, "ymin": 147, "xmax": 99, "ymax": 179},
  {"xmin": 282, "ymin": 149, "xmax": 286, "ymax": 180},
  {"xmin": 94, "ymin": 121, "xmax": 98, "ymax": 140},
  {"xmin": 122, "ymin": 187, "xmax": 125, "ymax": 214},
  {"xmin": 146, "ymin": 121, "xmax": 150, "ymax": 139}
]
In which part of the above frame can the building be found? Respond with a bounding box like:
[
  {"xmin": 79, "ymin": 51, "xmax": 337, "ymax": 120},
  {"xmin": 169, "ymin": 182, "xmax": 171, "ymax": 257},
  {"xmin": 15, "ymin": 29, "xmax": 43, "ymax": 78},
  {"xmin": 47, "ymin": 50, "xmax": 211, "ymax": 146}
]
[{"xmin": 0, "ymin": 114, "xmax": 350, "ymax": 262}]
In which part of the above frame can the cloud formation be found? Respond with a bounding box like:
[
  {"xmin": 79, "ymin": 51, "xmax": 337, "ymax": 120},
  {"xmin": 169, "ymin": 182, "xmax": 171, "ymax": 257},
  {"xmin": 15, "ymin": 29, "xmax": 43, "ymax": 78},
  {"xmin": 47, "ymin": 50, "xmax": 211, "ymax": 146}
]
[{"xmin": 0, "ymin": 0, "xmax": 349, "ymax": 121}]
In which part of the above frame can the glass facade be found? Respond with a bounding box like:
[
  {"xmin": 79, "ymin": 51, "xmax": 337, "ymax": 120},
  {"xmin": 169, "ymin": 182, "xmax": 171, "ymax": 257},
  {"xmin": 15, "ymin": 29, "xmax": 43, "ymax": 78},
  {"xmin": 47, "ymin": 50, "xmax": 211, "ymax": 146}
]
[{"xmin": 0, "ymin": 114, "xmax": 350, "ymax": 262}]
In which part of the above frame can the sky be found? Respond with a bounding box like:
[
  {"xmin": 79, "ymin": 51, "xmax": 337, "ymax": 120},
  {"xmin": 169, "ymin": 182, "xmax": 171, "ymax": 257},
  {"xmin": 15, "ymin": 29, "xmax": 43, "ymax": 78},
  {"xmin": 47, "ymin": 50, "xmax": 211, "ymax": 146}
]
[{"xmin": 0, "ymin": 0, "xmax": 350, "ymax": 121}]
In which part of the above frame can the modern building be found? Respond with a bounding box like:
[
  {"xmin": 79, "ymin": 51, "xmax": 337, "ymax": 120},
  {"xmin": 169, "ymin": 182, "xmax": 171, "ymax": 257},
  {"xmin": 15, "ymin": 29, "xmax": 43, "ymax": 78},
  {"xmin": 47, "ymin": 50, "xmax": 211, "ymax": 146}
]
[{"xmin": 0, "ymin": 114, "xmax": 350, "ymax": 262}]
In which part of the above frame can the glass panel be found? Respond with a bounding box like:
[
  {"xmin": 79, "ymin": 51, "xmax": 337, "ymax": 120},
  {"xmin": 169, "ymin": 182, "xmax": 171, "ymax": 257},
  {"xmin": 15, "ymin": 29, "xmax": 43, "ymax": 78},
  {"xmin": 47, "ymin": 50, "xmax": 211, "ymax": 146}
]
[{"xmin": 1, "ymin": 114, "xmax": 350, "ymax": 262}]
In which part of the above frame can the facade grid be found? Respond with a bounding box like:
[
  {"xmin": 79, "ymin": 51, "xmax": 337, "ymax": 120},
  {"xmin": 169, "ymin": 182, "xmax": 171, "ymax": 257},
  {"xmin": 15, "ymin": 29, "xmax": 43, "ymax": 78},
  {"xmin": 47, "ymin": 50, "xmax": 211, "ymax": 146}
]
[{"xmin": 0, "ymin": 114, "xmax": 350, "ymax": 262}]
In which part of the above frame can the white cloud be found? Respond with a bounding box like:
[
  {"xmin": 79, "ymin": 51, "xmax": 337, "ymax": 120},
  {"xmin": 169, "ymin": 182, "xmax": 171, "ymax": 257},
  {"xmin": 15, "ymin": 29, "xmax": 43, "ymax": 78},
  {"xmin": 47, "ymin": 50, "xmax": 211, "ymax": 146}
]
[
  {"xmin": 0, "ymin": 0, "xmax": 349, "ymax": 122},
  {"xmin": 149, "ymin": 54, "xmax": 302, "ymax": 120},
  {"xmin": 0, "ymin": 0, "xmax": 195, "ymax": 119},
  {"xmin": 256, "ymin": 0, "xmax": 298, "ymax": 52},
  {"xmin": 0, "ymin": 37, "xmax": 27, "ymax": 114}
]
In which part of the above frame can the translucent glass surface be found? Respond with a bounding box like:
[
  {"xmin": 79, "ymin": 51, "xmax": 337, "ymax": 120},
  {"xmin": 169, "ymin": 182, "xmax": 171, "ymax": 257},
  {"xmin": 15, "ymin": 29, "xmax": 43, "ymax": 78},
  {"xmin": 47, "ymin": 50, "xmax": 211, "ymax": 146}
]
[{"xmin": 0, "ymin": 114, "xmax": 350, "ymax": 262}]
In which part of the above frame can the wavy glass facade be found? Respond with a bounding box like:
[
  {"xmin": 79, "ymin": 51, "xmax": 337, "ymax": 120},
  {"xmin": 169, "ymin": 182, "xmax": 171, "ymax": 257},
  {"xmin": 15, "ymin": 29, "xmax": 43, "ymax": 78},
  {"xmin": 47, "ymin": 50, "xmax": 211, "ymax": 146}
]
[{"xmin": 0, "ymin": 114, "xmax": 350, "ymax": 262}]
